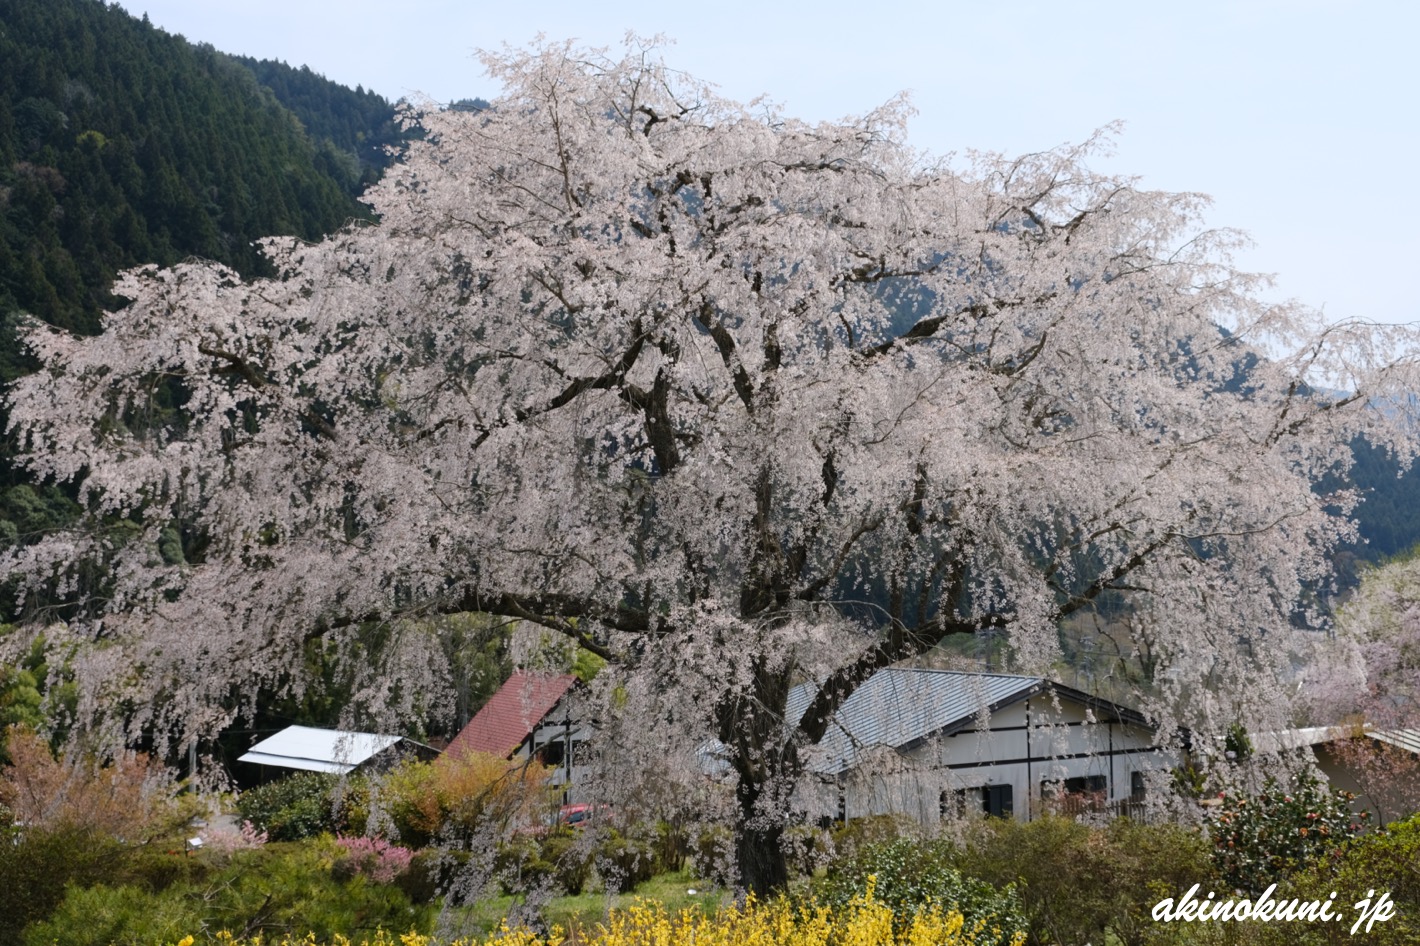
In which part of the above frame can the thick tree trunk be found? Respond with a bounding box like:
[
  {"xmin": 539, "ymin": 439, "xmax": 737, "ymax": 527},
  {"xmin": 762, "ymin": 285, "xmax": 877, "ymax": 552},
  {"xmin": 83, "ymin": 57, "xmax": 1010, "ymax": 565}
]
[
  {"xmin": 720, "ymin": 657, "xmax": 799, "ymax": 895},
  {"xmin": 734, "ymin": 777, "xmax": 790, "ymax": 895}
]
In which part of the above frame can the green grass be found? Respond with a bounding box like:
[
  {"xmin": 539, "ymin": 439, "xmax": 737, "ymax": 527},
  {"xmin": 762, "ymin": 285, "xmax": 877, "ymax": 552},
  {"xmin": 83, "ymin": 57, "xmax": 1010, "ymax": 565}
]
[{"xmin": 441, "ymin": 869, "xmax": 730, "ymax": 938}]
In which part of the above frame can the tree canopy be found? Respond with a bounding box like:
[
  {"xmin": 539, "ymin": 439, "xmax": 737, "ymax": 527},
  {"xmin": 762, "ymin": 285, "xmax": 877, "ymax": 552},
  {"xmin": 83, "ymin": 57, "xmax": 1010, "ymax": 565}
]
[{"xmin": 6, "ymin": 39, "xmax": 1420, "ymax": 891}]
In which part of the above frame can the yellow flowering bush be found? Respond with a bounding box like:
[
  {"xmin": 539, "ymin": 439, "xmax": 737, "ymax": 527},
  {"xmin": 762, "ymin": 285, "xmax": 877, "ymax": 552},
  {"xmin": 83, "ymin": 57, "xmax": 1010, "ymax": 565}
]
[
  {"xmin": 373, "ymin": 752, "xmax": 554, "ymax": 847},
  {"xmin": 156, "ymin": 879, "xmax": 1026, "ymax": 946}
]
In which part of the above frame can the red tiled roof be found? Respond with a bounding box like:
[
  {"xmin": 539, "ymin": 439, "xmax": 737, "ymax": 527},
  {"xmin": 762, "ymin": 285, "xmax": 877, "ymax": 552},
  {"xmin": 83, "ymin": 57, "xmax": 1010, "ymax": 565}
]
[{"xmin": 447, "ymin": 670, "xmax": 578, "ymax": 759}]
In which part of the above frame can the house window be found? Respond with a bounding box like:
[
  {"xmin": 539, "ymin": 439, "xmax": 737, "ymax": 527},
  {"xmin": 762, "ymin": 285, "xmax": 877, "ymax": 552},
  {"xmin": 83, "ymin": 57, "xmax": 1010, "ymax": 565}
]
[
  {"xmin": 538, "ymin": 740, "xmax": 566, "ymax": 766},
  {"xmin": 1131, "ymin": 771, "xmax": 1146, "ymax": 801},
  {"xmin": 941, "ymin": 786, "xmax": 1012, "ymax": 819},
  {"xmin": 1066, "ymin": 775, "xmax": 1106, "ymax": 795},
  {"xmin": 1042, "ymin": 774, "xmax": 1106, "ymax": 798},
  {"xmin": 1042, "ymin": 775, "xmax": 1108, "ymax": 815},
  {"xmin": 984, "ymin": 784, "xmax": 1013, "ymax": 818},
  {"xmin": 941, "ymin": 789, "xmax": 968, "ymax": 819}
]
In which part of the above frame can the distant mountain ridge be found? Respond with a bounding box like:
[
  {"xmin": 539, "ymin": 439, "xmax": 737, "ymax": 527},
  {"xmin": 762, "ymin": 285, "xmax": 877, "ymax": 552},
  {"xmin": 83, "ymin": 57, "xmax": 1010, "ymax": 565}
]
[
  {"xmin": 0, "ymin": 0, "xmax": 404, "ymax": 339},
  {"xmin": 229, "ymin": 54, "xmax": 406, "ymax": 197}
]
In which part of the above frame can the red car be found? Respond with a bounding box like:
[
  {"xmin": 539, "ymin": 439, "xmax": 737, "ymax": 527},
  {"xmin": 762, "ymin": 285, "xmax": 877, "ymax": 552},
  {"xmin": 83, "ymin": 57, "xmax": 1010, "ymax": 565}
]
[{"xmin": 557, "ymin": 803, "xmax": 610, "ymax": 828}]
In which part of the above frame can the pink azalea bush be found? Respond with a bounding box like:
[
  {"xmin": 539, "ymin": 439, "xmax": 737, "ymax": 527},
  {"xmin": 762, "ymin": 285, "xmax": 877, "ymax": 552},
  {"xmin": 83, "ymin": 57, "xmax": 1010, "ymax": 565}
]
[{"xmin": 334, "ymin": 835, "xmax": 413, "ymax": 884}]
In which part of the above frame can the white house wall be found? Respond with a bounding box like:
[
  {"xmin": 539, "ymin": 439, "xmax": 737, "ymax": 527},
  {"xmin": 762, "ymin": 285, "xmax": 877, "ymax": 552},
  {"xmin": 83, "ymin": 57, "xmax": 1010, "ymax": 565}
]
[{"xmin": 799, "ymin": 694, "xmax": 1171, "ymax": 824}]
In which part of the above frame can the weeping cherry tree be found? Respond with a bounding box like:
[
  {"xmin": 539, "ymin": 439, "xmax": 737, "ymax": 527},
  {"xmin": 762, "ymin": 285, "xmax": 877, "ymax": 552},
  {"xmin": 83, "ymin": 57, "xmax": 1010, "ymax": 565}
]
[{"xmin": 6, "ymin": 39, "xmax": 1420, "ymax": 892}]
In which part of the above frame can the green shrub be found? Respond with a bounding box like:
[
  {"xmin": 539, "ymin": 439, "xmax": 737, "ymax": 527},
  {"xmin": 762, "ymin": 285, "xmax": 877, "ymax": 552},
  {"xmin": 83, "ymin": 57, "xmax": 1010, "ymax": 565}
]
[
  {"xmin": 594, "ymin": 827, "xmax": 657, "ymax": 893},
  {"xmin": 21, "ymin": 884, "xmax": 195, "ymax": 946},
  {"xmin": 955, "ymin": 814, "xmax": 1219, "ymax": 946},
  {"xmin": 691, "ymin": 824, "xmax": 735, "ymax": 886},
  {"xmin": 1261, "ymin": 812, "xmax": 1420, "ymax": 946},
  {"xmin": 1102, "ymin": 818, "xmax": 1220, "ymax": 946},
  {"xmin": 494, "ymin": 829, "xmax": 593, "ymax": 896},
  {"xmin": 22, "ymin": 838, "xmax": 435, "ymax": 945},
  {"xmin": 783, "ymin": 823, "xmax": 829, "ymax": 878},
  {"xmin": 957, "ymin": 814, "xmax": 1112, "ymax": 946},
  {"xmin": 113, "ymin": 848, "xmax": 213, "ymax": 893},
  {"xmin": 496, "ymin": 833, "xmax": 558, "ymax": 895},
  {"xmin": 651, "ymin": 819, "xmax": 689, "ymax": 874},
  {"xmin": 330, "ymin": 778, "xmax": 373, "ymax": 837},
  {"xmin": 0, "ymin": 822, "xmax": 130, "ymax": 946},
  {"xmin": 1207, "ymin": 772, "xmax": 1365, "ymax": 894},
  {"xmin": 817, "ymin": 837, "xmax": 1025, "ymax": 946},
  {"xmin": 237, "ymin": 773, "xmax": 354, "ymax": 841},
  {"xmin": 829, "ymin": 813, "xmax": 916, "ymax": 860},
  {"xmin": 539, "ymin": 829, "xmax": 593, "ymax": 895},
  {"xmin": 396, "ymin": 848, "xmax": 472, "ymax": 904}
]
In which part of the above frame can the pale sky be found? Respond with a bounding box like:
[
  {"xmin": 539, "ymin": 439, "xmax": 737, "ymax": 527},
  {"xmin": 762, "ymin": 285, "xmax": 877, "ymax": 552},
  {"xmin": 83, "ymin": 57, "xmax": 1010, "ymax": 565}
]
[{"xmin": 134, "ymin": 0, "xmax": 1419, "ymax": 326}]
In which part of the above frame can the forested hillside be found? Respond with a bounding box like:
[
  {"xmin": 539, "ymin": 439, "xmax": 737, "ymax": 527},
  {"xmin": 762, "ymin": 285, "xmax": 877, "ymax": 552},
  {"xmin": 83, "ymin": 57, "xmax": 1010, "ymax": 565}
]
[
  {"xmin": 0, "ymin": 0, "xmax": 401, "ymax": 339},
  {"xmin": 1342, "ymin": 439, "xmax": 1420, "ymax": 564}
]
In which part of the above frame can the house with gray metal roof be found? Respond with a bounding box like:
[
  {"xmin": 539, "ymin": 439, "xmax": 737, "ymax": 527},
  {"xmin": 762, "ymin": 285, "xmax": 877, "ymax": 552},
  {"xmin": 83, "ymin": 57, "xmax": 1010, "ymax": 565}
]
[
  {"xmin": 788, "ymin": 668, "xmax": 1168, "ymax": 824},
  {"xmin": 238, "ymin": 724, "xmax": 436, "ymax": 777}
]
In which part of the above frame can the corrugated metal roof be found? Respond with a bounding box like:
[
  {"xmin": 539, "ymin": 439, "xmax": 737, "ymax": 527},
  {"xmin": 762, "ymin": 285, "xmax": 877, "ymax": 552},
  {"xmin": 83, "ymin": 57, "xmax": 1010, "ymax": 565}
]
[
  {"xmin": 1251, "ymin": 727, "xmax": 1340, "ymax": 754},
  {"xmin": 790, "ymin": 669, "xmax": 1043, "ymax": 775},
  {"xmin": 447, "ymin": 671, "xmax": 578, "ymax": 759},
  {"xmin": 1369, "ymin": 728, "xmax": 1420, "ymax": 755},
  {"xmin": 1251, "ymin": 727, "xmax": 1420, "ymax": 757},
  {"xmin": 697, "ymin": 668, "xmax": 1152, "ymax": 778},
  {"xmin": 238, "ymin": 725, "xmax": 406, "ymax": 775}
]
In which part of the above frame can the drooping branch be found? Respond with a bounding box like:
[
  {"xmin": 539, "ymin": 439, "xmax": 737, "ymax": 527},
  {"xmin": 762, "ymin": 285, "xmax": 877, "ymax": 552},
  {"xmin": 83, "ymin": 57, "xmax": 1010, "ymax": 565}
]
[
  {"xmin": 796, "ymin": 513, "xmax": 887, "ymax": 602},
  {"xmin": 861, "ymin": 294, "xmax": 1057, "ymax": 361},
  {"xmin": 319, "ymin": 589, "xmax": 656, "ymax": 663},
  {"xmin": 861, "ymin": 303, "xmax": 983, "ymax": 358},
  {"xmin": 740, "ymin": 468, "xmax": 784, "ymax": 617},
  {"xmin": 1054, "ymin": 535, "xmax": 1172, "ymax": 619},
  {"xmin": 520, "ymin": 321, "xmax": 650, "ymax": 419},
  {"xmin": 483, "ymin": 593, "xmax": 627, "ymax": 662}
]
